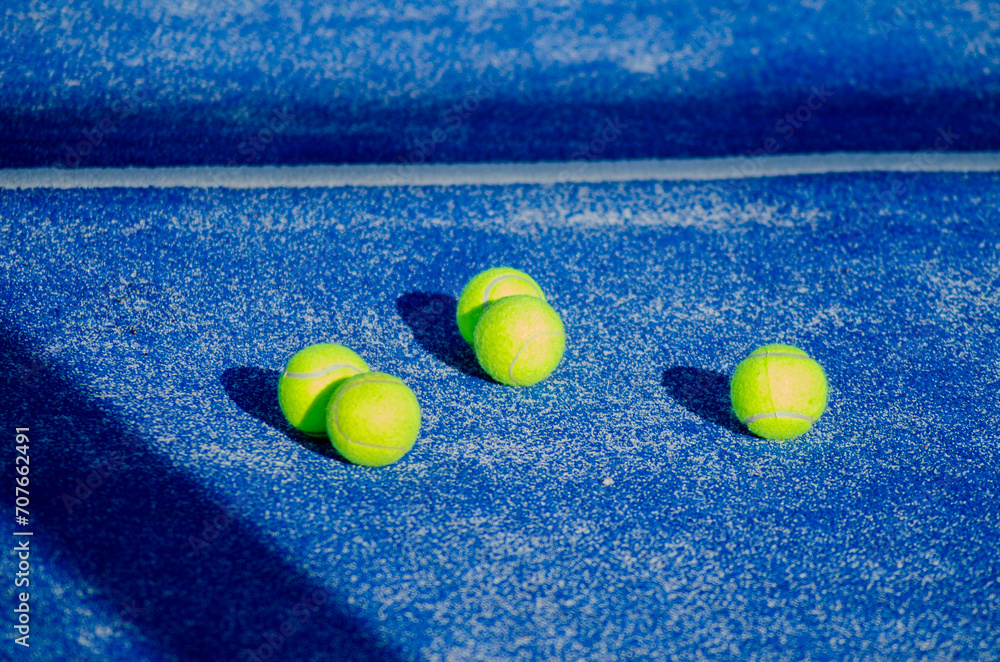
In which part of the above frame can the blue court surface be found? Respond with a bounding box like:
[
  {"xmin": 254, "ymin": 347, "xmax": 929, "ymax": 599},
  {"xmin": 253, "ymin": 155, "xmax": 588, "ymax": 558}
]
[{"xmin": 3, "ymin": 2, "xmax": 1000, "ymax": 662}]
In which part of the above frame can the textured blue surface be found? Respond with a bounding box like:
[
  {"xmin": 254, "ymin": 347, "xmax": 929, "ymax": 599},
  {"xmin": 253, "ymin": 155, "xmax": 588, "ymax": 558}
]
[
  {"xmin": 2, "ymin": 173, "xmax": 1000, "ymax": 660},
  {"xmin": 2, "ymin": 0, "xmax": 1000, "ymax": 167}
]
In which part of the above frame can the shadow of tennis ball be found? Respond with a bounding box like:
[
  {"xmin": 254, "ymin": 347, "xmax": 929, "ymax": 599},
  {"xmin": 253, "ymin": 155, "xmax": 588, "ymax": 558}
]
[
  {"xmin": 219, "ymin": 366, "xmax": 347, "ymax": 462},
  {"xmin": 661, "ymin": 366, "xmax": 753, "ymax": 437},
  {"xmin": 396, "ymin": 291, "xmax": 490, "ymax": 381}
]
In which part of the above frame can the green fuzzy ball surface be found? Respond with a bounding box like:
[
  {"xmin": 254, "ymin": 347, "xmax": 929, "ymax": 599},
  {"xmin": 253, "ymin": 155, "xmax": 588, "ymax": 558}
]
[
  {"xmin": 456, "ymin": 267, "xmax": 546, "ymax": 345},
  {"xmin": 730, "ymin": 344, "xmax": 828, "ymax": 440},
  {"xmin": 277, "ymin": 343, "xmax": 369, "ymax": 437},
  {"xmin": 473, "ymin": 295, "xmax": 566, "ymax": 387},
  {"xmin": 326, "ymin": 372, "xmax": 421, "ymax": 467}
]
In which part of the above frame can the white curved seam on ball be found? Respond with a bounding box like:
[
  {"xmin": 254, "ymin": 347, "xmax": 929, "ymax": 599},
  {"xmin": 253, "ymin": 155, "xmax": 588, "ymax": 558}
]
[
  {"xmin": 508, "ymin": 331, "xmax": 564, "ymax": 386},
  {"xmin": 283, "ymin": 363, "xmax": 364, "ymax": 380},
  {"xmin": 747, "ymin": 352, "xmax": 810, "ymax": 360},
  {"xmin": 481, "ymin": 274, "xmax": 543, "ymax": 308},
  {"xmin": 330, "ymin": 379, "xmax": 414, "ymax": 451},
  {"xmin": 742, "ymin": 411, "xmax": 816, "ymax": 425}
]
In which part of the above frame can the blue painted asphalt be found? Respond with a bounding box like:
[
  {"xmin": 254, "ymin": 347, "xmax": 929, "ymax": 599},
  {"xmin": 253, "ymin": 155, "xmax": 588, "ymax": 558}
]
[{"xmin": 2, "ymin": 171, "xmax": 999, "ymax": 660}]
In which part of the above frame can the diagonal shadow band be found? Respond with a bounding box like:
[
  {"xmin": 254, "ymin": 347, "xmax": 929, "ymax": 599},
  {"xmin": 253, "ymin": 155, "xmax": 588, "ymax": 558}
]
[
  {"xmin": 661, "ymin": 366, "xmax": 753, "ymax": 437},
  {"xmin": 396, "ymin": 291, "xmax": 490, "ymax": 381},
  {"xmin": 0, "ymin": 321, "xmax": 404, "ymax": 661}
]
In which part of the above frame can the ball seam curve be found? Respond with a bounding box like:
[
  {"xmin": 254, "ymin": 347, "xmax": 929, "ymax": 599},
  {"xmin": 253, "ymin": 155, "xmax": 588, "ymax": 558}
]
[
  {"xmin": 283, "ymin": 363, "xmax": 364, "ymax": 380},
  {"xmin": 742, "ymin": 411, "xmax": 816, "ymax": 425},
  {"xmin": 508, "ymin": 330, "xmax": 564, "ymax": 386},
  {"xmin": 330, "ymin": 379, "xmax": 416, "ymax": 451},
  {"xmin": 482, "ymin": 274, "xmax": 544, "ymax": 309}
]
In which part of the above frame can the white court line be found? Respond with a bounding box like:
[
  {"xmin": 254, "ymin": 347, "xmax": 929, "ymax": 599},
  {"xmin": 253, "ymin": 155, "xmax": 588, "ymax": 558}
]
[{"xmin": 1, "ymin": 152, "xmax": 999, "ymax": 189}]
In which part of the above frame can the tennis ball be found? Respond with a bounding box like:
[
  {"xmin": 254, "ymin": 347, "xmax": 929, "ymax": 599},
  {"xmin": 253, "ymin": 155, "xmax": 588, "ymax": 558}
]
[
  {"xmin": 456, "ymin": 267, "xmax": 546, "ymax": 345},
  {"xmin": 473, "ymin": 295, "xmax": 565, "ymax": 387},
  {"xmin": 326, "ymin": 372, "xmax": 421, "ymax": 467},
  {"xmin": 277, "ymin": 343, "xmax": 369, "ymax": 437},
  {"xmin": 729, "ymin": 344, "xmax": 828, "ymax": 440}
]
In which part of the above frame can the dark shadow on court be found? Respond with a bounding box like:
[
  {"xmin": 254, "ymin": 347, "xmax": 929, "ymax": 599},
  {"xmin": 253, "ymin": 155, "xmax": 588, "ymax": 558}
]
[
  {"xmin": 0, "ymin": 322, "xmax": 404, "ymax": 661},
  {"xmin": 3, "ymin": 82, "xmax": 999, "ymax": 167},
  {"xmin": 661, "ymin": 366, "xmax": 753, "ymax": 437},
  {"xmin": 221, "ymin": 366, "xmax": 348, "ymax": 462},
  {"xmin": 396, "ymin": 291, "xmax": 490, "ymax": 381}
]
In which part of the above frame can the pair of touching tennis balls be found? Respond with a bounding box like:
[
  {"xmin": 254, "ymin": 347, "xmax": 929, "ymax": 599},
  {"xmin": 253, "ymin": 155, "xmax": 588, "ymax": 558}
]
[
  {"xmin": 275, "ymin": 268, "xmax": 568, "ymax": 467},
  {"xmin": 278, "ymin": 344, "xmax": 421, "ymax": 467},
  {"xmin": 456, "ymin": 267, "xmax": 567, "ymax": 387}
]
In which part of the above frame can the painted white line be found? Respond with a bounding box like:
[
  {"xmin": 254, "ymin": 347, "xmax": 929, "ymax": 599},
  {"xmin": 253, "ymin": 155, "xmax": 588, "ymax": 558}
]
[{"xmin": 2, "ymin": 152, "xmax": 999, "ymax": 189}]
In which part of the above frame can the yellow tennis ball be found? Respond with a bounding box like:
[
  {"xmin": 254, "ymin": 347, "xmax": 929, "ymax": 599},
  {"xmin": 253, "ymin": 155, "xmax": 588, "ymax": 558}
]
[
  {"xmin": 473, "ymin": 294, "xmax": 566, "ymax": 387},
  {"xmin": 456, "ymin": 267, "xmax": 546, "ymax": 345},
  {"xmin": 729, "ymin": 344, "xmax": 828, "ymax": 440},
  {"xmin": 277, "ymin": 343, "xmax": 369, "ymax": 437},
  {"xmin": 326, "ymin": 372, "xmax": 421, "ymax": 467}
]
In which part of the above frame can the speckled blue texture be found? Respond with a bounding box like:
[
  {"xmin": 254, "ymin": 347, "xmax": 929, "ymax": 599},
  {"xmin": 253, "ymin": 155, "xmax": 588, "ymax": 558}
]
[
  {"xmin": 2, "ymin": 172, "xmax": 999, "ymax": 660},
  {"xmin": 2, "ymin": 0, "xmax": 1000, "ymax": 167}
]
